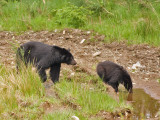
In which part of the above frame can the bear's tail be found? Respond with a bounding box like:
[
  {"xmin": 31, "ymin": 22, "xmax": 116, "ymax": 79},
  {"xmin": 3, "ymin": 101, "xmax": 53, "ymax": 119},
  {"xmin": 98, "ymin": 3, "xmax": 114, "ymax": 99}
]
[{"xmin": 16, "ymin": 46, "xmax": 24, "ymax": 72}]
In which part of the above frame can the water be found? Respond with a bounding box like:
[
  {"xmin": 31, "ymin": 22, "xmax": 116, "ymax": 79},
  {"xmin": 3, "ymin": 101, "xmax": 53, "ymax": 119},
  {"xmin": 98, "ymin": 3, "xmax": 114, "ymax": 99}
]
[
  {"xmin": 131, "ymin": 88, "xmax": 160, "ymax": 119},
  {"xmin": 120, "ymin": 88, "xmax": 160, "ymax": 119}
]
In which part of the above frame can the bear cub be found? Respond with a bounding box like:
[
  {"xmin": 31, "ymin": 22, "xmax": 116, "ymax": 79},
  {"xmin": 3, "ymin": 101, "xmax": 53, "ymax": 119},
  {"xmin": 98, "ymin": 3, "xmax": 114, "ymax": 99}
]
[
  {"xmin": 16, "ymin": 41, "xmax": 77, "ymax": 83},
  {"xmin": 96, "ymin": 61, "xmax": 133, "ymax": 93}
]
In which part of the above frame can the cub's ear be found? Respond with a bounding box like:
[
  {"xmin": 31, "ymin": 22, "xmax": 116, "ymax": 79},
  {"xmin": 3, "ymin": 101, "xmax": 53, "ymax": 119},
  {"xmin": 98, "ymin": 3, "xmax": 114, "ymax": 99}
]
[
  {"xmin": 53, "ymin": 46, "xmax": 61, "ymax": 50},
  {"xmin": 62, "ymin": 48, "xmax": 70, "ymax": 52}
]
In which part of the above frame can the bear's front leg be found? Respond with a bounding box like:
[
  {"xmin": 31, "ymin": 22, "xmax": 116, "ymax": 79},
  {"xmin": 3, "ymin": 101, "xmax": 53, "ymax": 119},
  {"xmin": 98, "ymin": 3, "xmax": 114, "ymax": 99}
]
[{"xmin": 50, "ymin": 63, "xmax": 61, "ymax": 83}]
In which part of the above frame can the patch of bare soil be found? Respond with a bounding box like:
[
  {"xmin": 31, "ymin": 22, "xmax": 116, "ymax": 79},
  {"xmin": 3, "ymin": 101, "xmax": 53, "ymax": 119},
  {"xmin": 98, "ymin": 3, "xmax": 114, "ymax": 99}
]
[
  {"xmin": 0, "ymin": 29, "xmax": 160, "ymax": 117},
  {"xmin": 90, "ymin": 108, "xmax": 132, "ymax": 120}
]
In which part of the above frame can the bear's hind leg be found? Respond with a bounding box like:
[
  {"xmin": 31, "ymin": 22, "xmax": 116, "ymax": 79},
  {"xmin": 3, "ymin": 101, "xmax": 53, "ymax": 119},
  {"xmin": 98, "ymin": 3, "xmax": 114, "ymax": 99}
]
[
  {"xmin": 107, "ymin": 81, "xmax": 119, "ymax": 93},
  {"xmin": 37, "ymin": 67, "xmax": 47, "ymax": 82}
]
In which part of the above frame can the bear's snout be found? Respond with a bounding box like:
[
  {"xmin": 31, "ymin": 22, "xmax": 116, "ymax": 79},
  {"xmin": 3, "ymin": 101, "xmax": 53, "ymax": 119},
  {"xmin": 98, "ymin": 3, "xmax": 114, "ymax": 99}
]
[{"xmin": 70, "ymin": 59, "xmax": 77, "ymax": 65}]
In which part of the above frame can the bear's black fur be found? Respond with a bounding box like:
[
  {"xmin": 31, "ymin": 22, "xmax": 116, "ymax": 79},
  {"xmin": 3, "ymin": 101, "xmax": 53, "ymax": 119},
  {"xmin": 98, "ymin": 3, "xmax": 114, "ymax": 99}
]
[
  {"xmin": 96, "ymin": 61, "xmax": 132, "ymax": 93},
  {"xmin": 16, "ymin": 41, "xmax": 77, "ymax": 83}
]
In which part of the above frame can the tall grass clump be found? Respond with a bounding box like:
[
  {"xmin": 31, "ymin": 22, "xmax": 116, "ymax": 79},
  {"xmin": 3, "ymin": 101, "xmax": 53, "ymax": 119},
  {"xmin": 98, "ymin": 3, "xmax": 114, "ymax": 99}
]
[
  {"xmin": 0, "ymin": 63, "xmax": 44, "ymax": 115},
  {"xmin": 16, "ymin": 64, "xmax": 44, "ymax": 96}
]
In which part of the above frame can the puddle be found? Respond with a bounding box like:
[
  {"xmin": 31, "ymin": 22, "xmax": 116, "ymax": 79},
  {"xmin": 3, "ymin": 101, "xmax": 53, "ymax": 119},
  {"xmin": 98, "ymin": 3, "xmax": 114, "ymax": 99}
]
[{"xmin": 120, "ymin": 88, "xmax": 160, "ymax": 119}]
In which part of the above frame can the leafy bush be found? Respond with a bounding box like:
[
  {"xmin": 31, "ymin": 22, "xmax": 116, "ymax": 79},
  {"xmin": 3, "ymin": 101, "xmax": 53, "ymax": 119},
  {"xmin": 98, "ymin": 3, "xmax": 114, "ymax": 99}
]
[
  {"xmin": 0, "ymin": 0, "xmax": 8, "ymax": 6},
  {"xmin": 55, "ymin": 4, "xmax": 92, "ymax": 28},
  {"xmin": 86, "ymin": 0, "xmax": 105, "ymax": 16}
]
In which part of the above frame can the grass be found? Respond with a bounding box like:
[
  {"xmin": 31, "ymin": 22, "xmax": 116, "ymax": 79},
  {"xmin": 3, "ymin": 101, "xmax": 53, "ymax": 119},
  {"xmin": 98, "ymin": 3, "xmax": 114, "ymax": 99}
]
[
  {"xmin": 54, "ymin": 70, "xmax": 129, "ymax": 119},
  {"xmin": 0, "ymin": 0, "xmax": 160, "ymax": 46},
  {"xmin": 43, "ymin": 110, "xmax": 75, "ymax": 120},
  {"xmin": 0, "ymin": 63, "xmax": 130, "ymax": 119},
  {"xmin": 0, "ymin": 64, "xmax": 45, "ymax": 119},
  {"xmin": 55, "ymin": 81, "xmax": 121, "ymax": 113}
]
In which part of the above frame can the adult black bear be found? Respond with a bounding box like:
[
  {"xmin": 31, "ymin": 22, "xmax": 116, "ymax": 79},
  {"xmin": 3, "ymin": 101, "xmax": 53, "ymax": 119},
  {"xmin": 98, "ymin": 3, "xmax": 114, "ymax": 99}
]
[
  {"xmin": 96, "ymin": 61, "xmax": 133, "ymax": 93},
  {"xmin": 16, "ymin": 41, "xmax": 77, "ymax": 83}
]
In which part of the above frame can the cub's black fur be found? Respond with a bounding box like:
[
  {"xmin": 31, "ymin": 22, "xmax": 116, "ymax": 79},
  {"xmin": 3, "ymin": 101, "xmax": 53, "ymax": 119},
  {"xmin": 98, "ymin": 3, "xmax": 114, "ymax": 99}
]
[
  {"xmin": 16, "ymin": 41, "xmax": 77, "ymax": 83},
  {"xmin": 96, "ymin": 61, "xmax": 132, "ymax": 93}
]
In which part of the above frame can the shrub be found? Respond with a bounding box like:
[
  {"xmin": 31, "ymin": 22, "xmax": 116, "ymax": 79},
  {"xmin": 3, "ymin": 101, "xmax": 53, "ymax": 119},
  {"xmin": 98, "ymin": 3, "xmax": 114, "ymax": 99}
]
[
  {"xmin": 55, "ymin": 4, "xmax": 92, "ymax": 28},
  {"xmin": 0, "ymin": 0, "xmax": 8, "ymax": 6}
]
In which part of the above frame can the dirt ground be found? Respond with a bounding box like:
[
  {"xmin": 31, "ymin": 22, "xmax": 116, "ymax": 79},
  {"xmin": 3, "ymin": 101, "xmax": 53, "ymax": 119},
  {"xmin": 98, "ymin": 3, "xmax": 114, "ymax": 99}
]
[{"xmin": 0, "ymin": 29, "xmax": 160, "ymax": 102}]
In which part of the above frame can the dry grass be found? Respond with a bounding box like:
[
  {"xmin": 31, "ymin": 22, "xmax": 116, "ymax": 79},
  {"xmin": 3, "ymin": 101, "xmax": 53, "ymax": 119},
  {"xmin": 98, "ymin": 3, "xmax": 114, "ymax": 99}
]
[{"xmin": 0, "ymin": 64, "xmax": 45, "ymax": 118}]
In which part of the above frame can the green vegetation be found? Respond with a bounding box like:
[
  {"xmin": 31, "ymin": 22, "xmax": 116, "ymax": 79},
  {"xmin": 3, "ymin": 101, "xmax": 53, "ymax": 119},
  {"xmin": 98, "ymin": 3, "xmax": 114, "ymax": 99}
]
[
  {"xmin": 43, "ymin": 110, "xmax": 75, "ymax": 120},
  {"xmin": 0, "ymin": 64, "xmax": 129, "ymax": 119},
  {"xmin": 0, "ymin": 0, "xmax": 159, "ymax": 119},
  {"xmin": 55, "ymin": 71, "xmax": 126, "ymax": 114},
  {"xmin": 0, "ymin": 64, "xmax": 45, "ymax": 119},
  {"xmin": 1, "ymin": 0, "xmax": 160, "ymax": 45}
]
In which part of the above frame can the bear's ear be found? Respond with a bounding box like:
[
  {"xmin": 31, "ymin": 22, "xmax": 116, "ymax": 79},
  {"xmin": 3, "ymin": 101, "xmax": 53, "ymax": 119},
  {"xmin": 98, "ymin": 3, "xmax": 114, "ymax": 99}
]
[
  {"xmin": 62, "ymin": 48, "xmax": 70, "ymax": 52},
  {"xmin": 61, "ymin": 55, "xmax": 66, "ymax": 61},
  {"xmin": 54, "ymin": 46, "xmax": 61, "ymax": 50},
  {"xmin": 68, "ymin": 48, "xmax": 70, "ymax": 52}
]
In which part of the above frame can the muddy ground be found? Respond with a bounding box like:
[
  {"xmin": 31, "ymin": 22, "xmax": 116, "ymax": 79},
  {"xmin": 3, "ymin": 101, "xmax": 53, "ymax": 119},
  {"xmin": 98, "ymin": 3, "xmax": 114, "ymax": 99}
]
[{"xmin": 0, "ymin": 29, "xmax": 160, "ymax": 115}]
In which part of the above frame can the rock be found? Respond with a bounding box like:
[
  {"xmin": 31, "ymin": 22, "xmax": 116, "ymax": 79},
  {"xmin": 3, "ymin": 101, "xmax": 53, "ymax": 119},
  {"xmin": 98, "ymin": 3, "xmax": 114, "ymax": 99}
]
[
  {"xmin": 80, "ymin": 39, "xmax": 86, "ymax": 44},
  {"xmin": 54, "ymin": 29, "xmax": 57, "ymax": 32},
  {"xmin": 63, "ymin": 30, "xmax": 65, "ymax": 34},
  {"xmin": 70, "ymin": 72, "xmax": 75, "ymax": 76},
  {"xmin": 92, "ymin": 51, "xmax": 101, "ymax": 57},
  {"xmin": 71, "ymin": 116, "xmax": 79, "ymax": 120},
  {"xmin": 131, "ymin": 61, "xmax": 144, "ymax": 69},
  {"xmin": 86, "ymin": 31, "xmax": 91, "ymax": 34}
]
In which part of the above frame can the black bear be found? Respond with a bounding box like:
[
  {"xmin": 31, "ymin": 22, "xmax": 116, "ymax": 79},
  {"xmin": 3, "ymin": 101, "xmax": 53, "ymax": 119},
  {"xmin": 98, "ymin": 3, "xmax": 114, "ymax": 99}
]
[
  {"xmin": 16, "ymin": 41, "xmax": 77, "ymax": 83},
  {"xmin": 96, "ymin": 61, "xmax": 133, "ymax": 93}
]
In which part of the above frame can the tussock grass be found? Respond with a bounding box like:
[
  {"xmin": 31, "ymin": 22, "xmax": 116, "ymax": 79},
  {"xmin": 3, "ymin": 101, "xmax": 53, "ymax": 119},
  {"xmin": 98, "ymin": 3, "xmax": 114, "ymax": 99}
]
[
  {"xmin": 1, "ymin": 0, "xmax": 160, "ymax": 45},
  {"xmin": 0, "ymin": 64, "xmax": 44, "ymax": 97},
  {"xmin": 0, "ymin": 64, "xmax": 45, "ymax": 119}
]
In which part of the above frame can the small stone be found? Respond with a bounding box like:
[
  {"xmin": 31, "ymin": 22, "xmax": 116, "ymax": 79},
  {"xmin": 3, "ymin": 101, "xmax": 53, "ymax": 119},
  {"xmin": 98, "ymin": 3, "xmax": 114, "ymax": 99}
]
[
  {"xmin": 131, "ymin": 61, "xmax": 144, "ymax": 69},
  {"xmin": 69, "ymin": 35, "xmax": 73, "ymax": 38},
  {"xmin": 71, "ymin": 72, "xmax": 75, "ymax": 76},
  {"xmin": 93, "ymin": 51, "xmax": 101, "ymax": 57},
  {"xmin": 144, "ymin": 78, "xmax": 149, "ymax": 81},
  {"xmin": 71, "ymin": 116, "xmax": 79, "ymax": 120},
  {"xmin": 63, "ymin": 30, "xmax": 65, "ymax": 34},
  {"xmin": 54, "ymin": 29, "xmax": 57, "ymax": 32},
  {"xmin": 80, "ymin": 39, "xmax": 86, "ymax": 44},
  {"xmin": 87, "ymin": 31, "xmax": 91, "ymax": 34}
]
